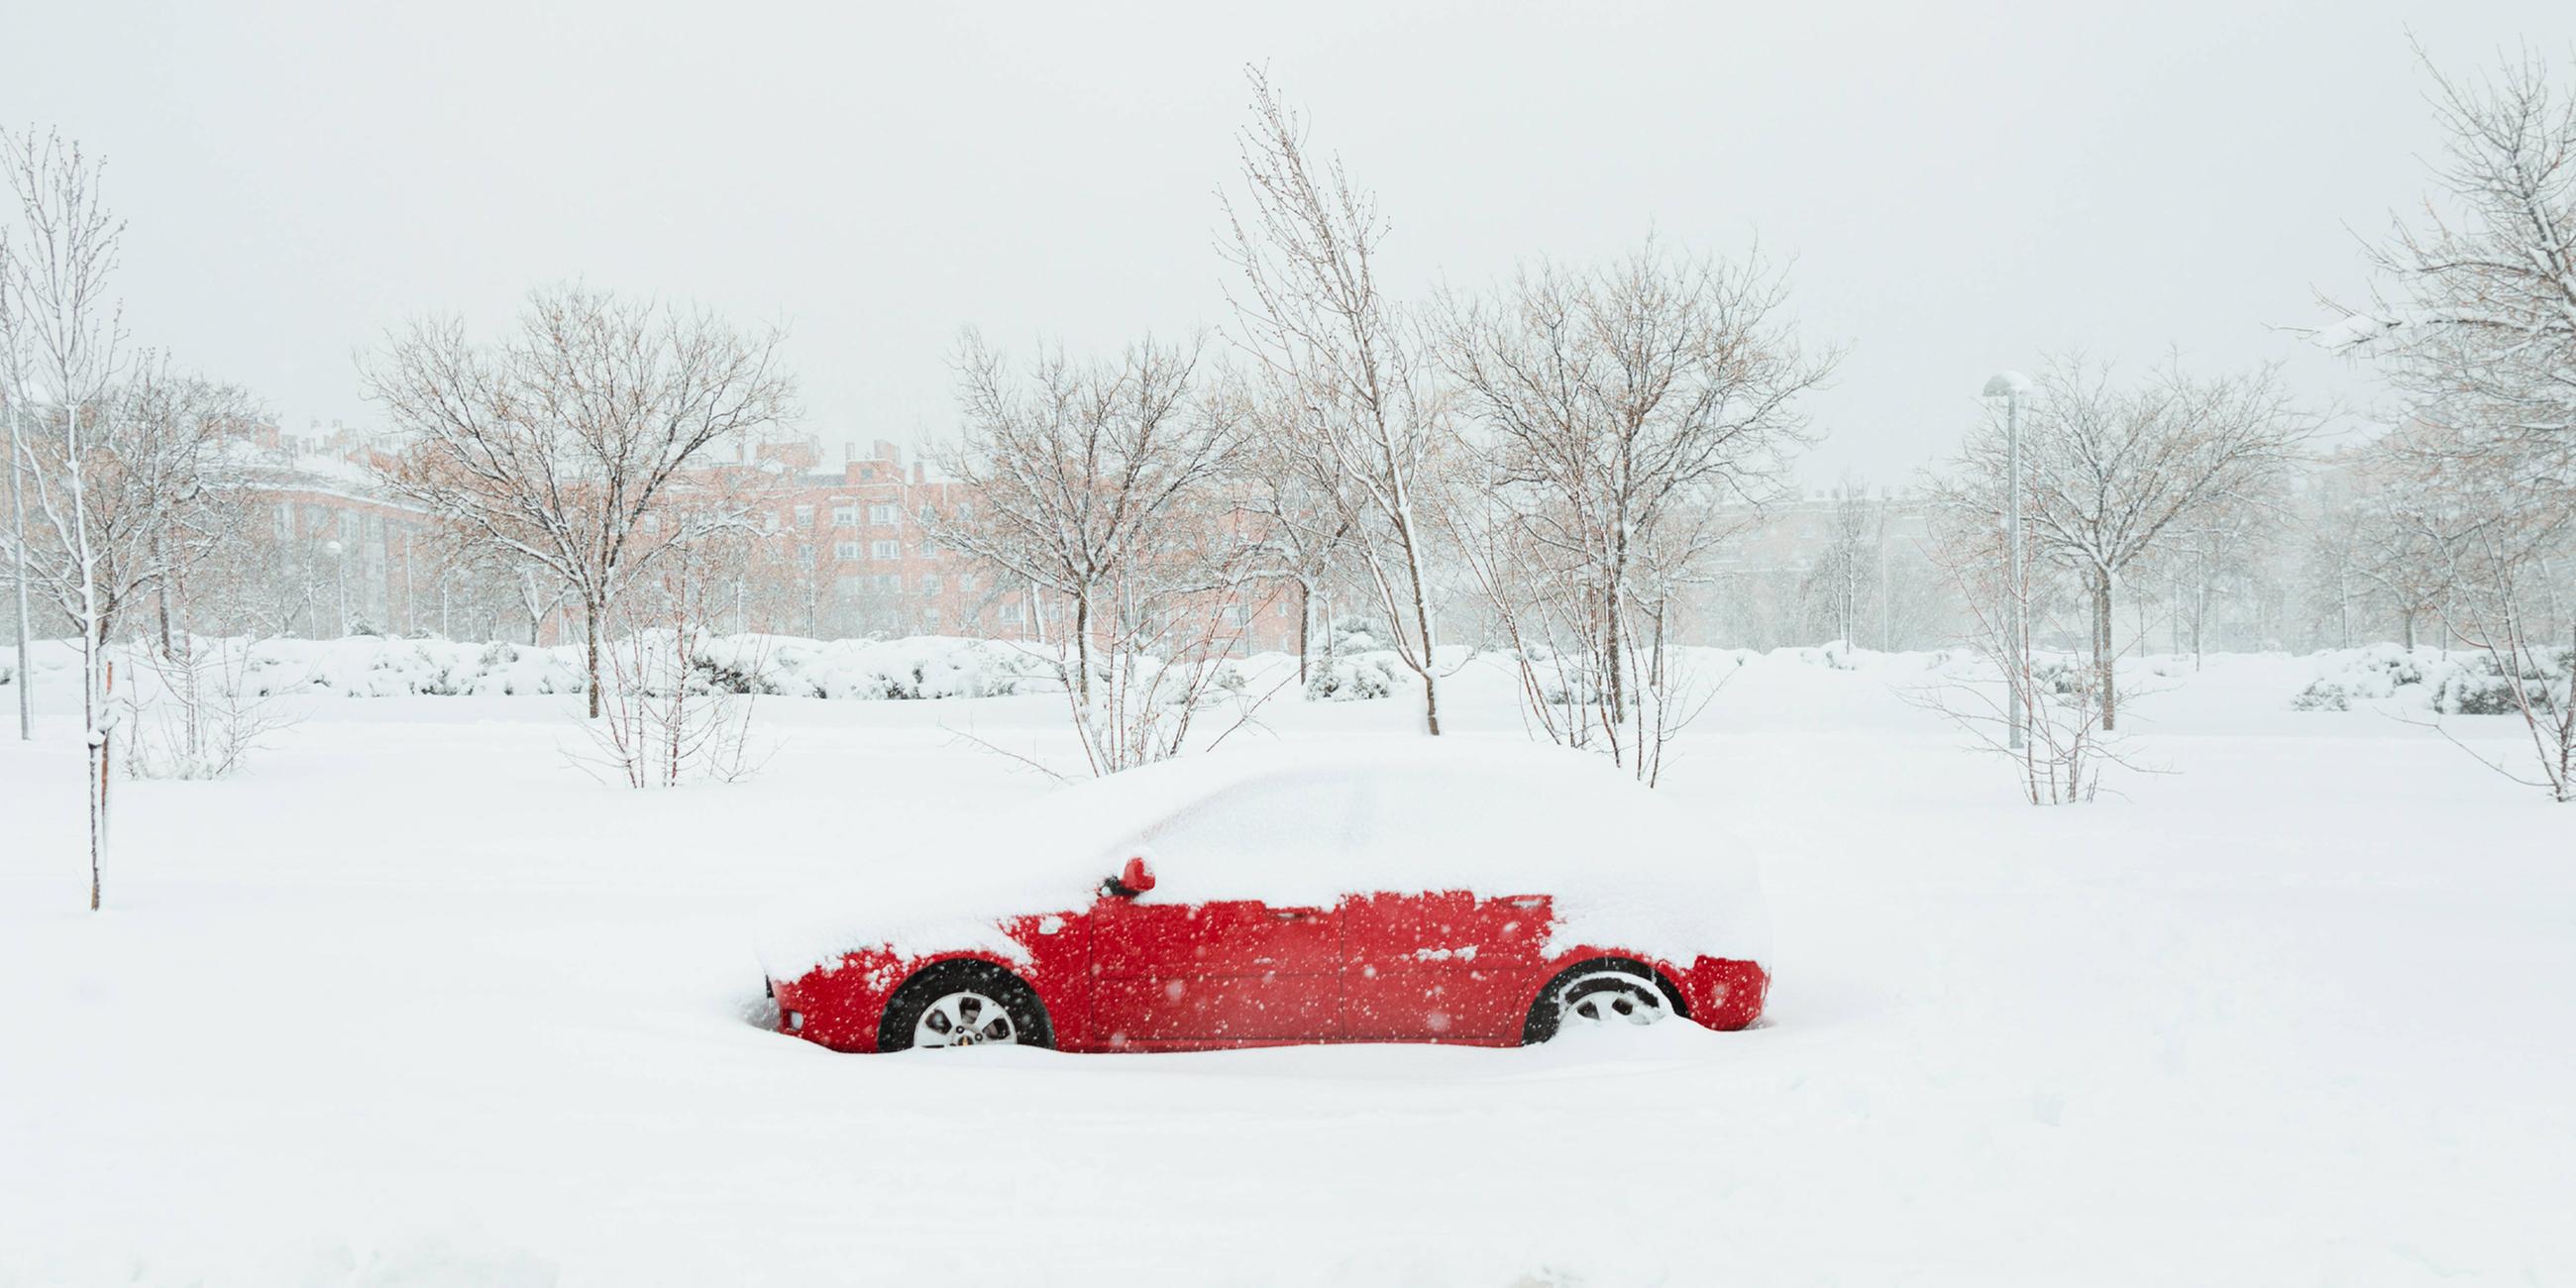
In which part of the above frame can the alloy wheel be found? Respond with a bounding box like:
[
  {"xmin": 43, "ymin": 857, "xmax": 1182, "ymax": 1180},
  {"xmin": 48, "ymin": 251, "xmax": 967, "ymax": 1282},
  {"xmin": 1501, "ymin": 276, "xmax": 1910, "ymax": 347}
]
[{"xmin": 912, "ymin": 990, "xmax": 1020, "ymax": 1048}]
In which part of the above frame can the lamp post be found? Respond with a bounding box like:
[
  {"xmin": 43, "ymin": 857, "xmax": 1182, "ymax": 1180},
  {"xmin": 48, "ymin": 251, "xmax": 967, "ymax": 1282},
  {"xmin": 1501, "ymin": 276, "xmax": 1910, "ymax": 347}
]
[
  {"xmin": 1983, "ymin": 372, "xmax": 2031, "ymax": 751},
  {"xmin": 324, "ymin": 539, "xmax": 348, "ymax": 636}
]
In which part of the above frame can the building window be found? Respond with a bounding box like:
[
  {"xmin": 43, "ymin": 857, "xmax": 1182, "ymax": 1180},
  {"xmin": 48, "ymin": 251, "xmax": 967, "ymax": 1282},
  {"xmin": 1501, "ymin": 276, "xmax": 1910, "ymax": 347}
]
[
  {"xmin": 872, "ymin": 539, "xmax": 900, "ymax": 560},
  {"xmin": 953, "ymin": 502, "xmax": 974, "ymax": 523},
  {"xmin": 1000, "ymin": 602, "xmax": 1025, "ymax": 624},
  {"xmin": 869, "ymin": 502, "xmax": 897, "ymax": 525},
  {"xmin": 640, "ymin": 513, "xmax": 661, "ymax": 534},
  {"xmin": 832, "ymin": 504, "xmax": 859, "ymax": 528},
  {"xmin": 919, "ymin": 574, "xmax": 941, "ymax": 594},
  {"xmin": 793, "ymin": 504, "xmax": 813, "ymax": 527},
  {"xmin": 1225, "ymin": 604, "xmax": 1249, "ymax": 626},
  {"xmin": 274, "ymin": 503, "xmax": 293, "ymax": 538},
  {"xmin": 958, "ymin": 575, "xmax": 977, "ymax": 594},
  {"xmin": 833, "ymin": 541, "xmax": 862, "ymax": 561},
  {"xmin": 923, "ymin": 605, "xmax": 941, "ymax": 626},
  {"xmin": 876, "ymin": 574, "xmax": 902, "ymax": 595}
]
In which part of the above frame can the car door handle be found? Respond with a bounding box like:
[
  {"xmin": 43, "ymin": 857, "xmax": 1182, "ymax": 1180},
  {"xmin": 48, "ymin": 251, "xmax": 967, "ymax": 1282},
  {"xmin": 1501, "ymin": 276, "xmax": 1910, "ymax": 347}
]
[{"xmin": 1270, "ymin": 909, "xmax": 1320, "ymax": 921}]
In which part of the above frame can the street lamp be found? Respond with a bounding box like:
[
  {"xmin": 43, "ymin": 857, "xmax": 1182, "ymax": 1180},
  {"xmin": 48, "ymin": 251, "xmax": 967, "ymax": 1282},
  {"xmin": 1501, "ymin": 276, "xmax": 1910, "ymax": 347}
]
[
  {"xmin": 1983, "ymin": 372, "xmax": 2031, "ymax": 751},
  {"xmin": 324, "ymin": 539, "xmax": 348, "ymax": 637}
]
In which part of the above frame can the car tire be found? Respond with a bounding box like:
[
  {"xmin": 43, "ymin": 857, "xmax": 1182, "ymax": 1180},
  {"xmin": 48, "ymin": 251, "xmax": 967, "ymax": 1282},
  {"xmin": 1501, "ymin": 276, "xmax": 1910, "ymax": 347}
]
[
  {"xmin": 877, "ymin": 960, "xmax": 1054, "ymax": 1052},
  {"xmin": 1521, "ymin": 957, "xmax": 1687, "ymax": 1045}
]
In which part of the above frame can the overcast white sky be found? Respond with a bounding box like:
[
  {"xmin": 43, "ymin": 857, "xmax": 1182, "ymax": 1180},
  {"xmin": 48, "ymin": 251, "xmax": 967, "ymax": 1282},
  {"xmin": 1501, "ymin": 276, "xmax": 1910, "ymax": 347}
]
[{"xmin": 15, "ymin": 1, "xmax": 2572, "ymax": 486}]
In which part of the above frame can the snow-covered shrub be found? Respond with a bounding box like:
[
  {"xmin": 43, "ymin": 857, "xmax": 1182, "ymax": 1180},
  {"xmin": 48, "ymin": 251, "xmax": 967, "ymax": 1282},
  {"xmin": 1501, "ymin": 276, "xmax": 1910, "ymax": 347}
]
[
  {"xmin": 712, "ymin": 635, "xmax": 1049, "ymax": 700},
  {"xmin": 2290, "ymin": 683, "xmax": 2351, "ymax": 712},
  {"xmin": 2437, "ymin": 666, "xmax": 2522, "ymax": 715},
  {"xmin": 2438, "ymin": 647, "xmax": 2569, "ymax": 715},
  {"xmin": 1307, "ymin": 652, "xmax": 1398, "ymax": 700},
  {"xmin": 578, "ymin": 628, "xmax": 768, "ymax": 789},
  {"xmin": 1803, "ymin": 640, "xmax": 1861, "ymax": 671},
  {"xmin": 2290, "ymin": 645, "xmax": 2565, "ymax": 715},
  {"xmin": 2031, "ymin": 656, "xmax": 2093, "ymax": 699},
  {"xmin": 1323, "ymin": 616, "xmax": 1390, "ymax": 656},
  {"xmin": 119, "ymin": 637, "xmax": 297, "ymax": 781}
]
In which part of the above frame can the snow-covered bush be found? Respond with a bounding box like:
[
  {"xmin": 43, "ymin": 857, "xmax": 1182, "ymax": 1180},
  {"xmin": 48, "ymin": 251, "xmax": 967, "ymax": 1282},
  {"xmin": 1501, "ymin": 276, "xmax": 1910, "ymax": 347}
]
[
  {"xmin": 2290, "ymin": 645, "xmax": 2565, "ymax": 716},
  {"xmin": 1307, "ymin": 652, "xmax": 1398, "ymax": 701},
  {"xmin": 119, "ymin": 637, "xmax": 297, "ymax": 781},
  {"xmin": 1796, "ymin": 640, "xmax": 1862, "ymax": 672},
  {"xmin": 578, "ymin": 628, "xmax": 767, "ymax": 789},
  {"xmin": 704, "ymin": 635, "xmax": 1048, "ymax": 700},
  {"xmin": 2290, "ymin": 683, "xmax": 2353, "ymax": 712}
]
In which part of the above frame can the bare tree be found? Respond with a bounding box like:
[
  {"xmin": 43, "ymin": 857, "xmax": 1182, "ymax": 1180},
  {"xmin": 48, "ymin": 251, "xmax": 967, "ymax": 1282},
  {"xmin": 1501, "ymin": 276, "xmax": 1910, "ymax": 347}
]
[
  {"xmin": 5, "ymin": 363, "xmax": 258, "ymax": 651},
  {"xmin": 2376, "ymin": 416, "xmax": 2576, "ymax": 800},
  {"xmin": 3, "ymin": 129, "xmax": 129, "ymax": 910},
  {"xmin": 120, "ymin": 635, "xmax": 295, "ymax": 782},
  {"xmin": 2150, "ymin": 490, "xmax": 2277, "ymax": 667},
  {"xmin": 1909, "ymin": 541, "xmax": 2119, "ymax": 805},
  {"xmin": 574, "ymin": 552, "xmax": 769, "ymax": 790},
  {"xmin": 2318, "ymin": 47, "xmax": 2576, "ymax": 496},
  {"xmin": 1803, "ymin": 478, "xmax": 1881, "ymax": 646},
  {"xmin": 1222, "ymin": 67, "xmax": 1453, "ymax": 735},
  {"xmin": 1941, "ymin": 358, "xmax": 2316, "ymax": 729},
  {"xmin": 1437, "ymin": 242, "xmax": 1830, "ymax": 776},
  {"xmin": 1231, "ymin": 380, "xmax": 1350, "ymax": 687},
  {"xmin": 932, "ymin": 331, "xmax": 1260, "ymax": 775},
  {"xmin": 2346, "ymin": 428, "xmax": 2477, "ymax": 651},
  {"xmin": 2319, "ymin": 46, "xmax": 2576, "ymax": 799},
  {"xmin": 364, "ymin": 284, "xmax": 795, "ymax": 716}
]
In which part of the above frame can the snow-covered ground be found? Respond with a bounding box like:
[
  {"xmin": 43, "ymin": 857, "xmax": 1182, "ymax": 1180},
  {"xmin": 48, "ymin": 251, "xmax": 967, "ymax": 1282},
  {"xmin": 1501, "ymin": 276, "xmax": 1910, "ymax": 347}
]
[{"xmin": 2, "ymin": 648, "xmax": 2570, "ymax": 1286}]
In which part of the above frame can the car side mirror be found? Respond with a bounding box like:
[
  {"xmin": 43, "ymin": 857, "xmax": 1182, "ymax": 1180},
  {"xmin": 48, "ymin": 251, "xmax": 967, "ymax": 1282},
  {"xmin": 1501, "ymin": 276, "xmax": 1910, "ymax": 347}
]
[{"xmin": 1107, "ymin": 854, "xmax": 1156, "ymax": 899}]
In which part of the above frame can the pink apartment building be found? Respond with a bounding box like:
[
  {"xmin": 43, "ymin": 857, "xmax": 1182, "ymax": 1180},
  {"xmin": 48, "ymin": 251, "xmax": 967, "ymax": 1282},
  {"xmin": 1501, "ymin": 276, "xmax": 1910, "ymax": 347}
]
[{"xmin": 233, "ymin": 426, "xmax": 1302, "ymax": 654}]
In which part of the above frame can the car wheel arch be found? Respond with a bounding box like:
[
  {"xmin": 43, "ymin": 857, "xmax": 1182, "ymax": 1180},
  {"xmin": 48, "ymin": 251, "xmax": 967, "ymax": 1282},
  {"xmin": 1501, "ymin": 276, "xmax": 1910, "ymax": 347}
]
[
  {"xmin": 1520, "ymin": 955, "xmax": 1691, "ymax": 1045},
  {"xmin": 875, "ymin": 956, "xmax": 1057, "ymax": 1052}
]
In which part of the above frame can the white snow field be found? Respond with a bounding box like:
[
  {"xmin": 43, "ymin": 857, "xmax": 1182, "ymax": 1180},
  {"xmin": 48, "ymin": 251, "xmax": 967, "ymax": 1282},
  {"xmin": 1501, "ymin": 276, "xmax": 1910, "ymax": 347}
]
[{"xmin": 2, "ymin": 648, "xmax": 2571, "ymax": 1287}]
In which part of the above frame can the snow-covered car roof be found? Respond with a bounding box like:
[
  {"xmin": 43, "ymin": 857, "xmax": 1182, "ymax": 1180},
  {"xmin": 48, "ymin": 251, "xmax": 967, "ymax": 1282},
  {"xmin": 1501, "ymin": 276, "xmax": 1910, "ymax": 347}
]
[{"xmin": 756, "ymin": 739, "xmax": 1770, "ymax": 976}]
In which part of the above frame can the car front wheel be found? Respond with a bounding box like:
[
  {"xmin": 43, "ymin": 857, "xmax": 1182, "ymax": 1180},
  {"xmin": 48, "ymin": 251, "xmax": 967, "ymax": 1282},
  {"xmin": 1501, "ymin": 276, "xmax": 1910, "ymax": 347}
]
[{"xmin": 877, "ymin": 961, "xmax": 1053, "ymax": 1052}]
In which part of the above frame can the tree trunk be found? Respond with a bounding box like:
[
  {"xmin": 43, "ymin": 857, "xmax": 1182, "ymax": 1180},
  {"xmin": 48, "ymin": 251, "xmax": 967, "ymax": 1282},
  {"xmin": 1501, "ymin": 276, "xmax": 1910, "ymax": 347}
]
[
  {"xmin": 1399, "ymin": 525, "xmax": 1441, "ymax": 738},
  {"xmin": 1603, "ymin": 586, "xmax": 1627, "ymax": 718},
  {"xmin": 1295, "ymin": 579, "xmax": 1312, "ymax": 687},
  {"xmin": 584, "ymin": 594, "xmax": 603, "ymax": 719},
  {"xmin": 1071, "ymin": 590, "xmax": 1093, "ymax": 720},
  {"xmin": 1421, "ymin": 665, "xmax": 1442, "ymax": 737},
  {"xmin": 2094, "ymin": 572, "xmax": 2117, "ymax": 732}
]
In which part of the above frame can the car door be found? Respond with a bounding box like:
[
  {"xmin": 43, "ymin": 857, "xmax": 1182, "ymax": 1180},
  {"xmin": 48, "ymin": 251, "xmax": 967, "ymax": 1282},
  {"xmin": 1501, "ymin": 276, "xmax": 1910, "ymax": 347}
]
[
  {"xmin": 1340, "ymin": 890, "xmax": 1553, "ymax": 1042},
  {"xmin": 1087, "ymin": 777, "xmax": 1358, "ymax": 1048},
  {"xmin": 1337, "ymin": 780, "xmax": 1555, "ymax": 1043}
]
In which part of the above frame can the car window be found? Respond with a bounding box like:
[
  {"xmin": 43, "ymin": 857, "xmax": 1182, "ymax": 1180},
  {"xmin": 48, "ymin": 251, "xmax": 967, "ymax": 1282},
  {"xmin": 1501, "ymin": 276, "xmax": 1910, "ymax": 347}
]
[{"xmin": 1136, "ymin": 774, "xmax": 1364, "ymax": 870}]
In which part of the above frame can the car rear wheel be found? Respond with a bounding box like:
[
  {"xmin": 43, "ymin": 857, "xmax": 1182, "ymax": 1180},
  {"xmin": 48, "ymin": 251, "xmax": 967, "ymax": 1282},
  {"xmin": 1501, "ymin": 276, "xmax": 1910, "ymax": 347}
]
[
  {"xmin": 1522, "ymin": 958, "xmax": 1681, "ymax": 1044},
  {"xmin": 878, "ymin": 961, "xmax": 1053, "ymax": 1052}
]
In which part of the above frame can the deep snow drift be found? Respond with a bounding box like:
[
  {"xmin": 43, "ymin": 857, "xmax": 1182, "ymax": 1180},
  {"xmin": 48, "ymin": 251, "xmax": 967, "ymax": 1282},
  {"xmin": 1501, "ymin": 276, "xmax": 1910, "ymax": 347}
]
[{"xmin": 2, "ymin": 646, "xmax": 2571, "ymax": 1286}]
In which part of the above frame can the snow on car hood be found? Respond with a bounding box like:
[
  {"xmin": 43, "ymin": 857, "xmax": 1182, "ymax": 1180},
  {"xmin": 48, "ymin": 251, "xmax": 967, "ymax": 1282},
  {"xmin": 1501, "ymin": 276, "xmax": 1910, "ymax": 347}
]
[{"xmin": 755, "ymin": 738, "xmax": 1771, "ymax": 979}]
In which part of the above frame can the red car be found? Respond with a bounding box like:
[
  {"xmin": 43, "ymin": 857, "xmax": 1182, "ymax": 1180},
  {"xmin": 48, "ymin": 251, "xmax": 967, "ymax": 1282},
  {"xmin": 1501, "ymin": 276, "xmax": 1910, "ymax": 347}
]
[{"xmin": 760, "ymin": 743, "xmax": 1771, "ymax": 1053}]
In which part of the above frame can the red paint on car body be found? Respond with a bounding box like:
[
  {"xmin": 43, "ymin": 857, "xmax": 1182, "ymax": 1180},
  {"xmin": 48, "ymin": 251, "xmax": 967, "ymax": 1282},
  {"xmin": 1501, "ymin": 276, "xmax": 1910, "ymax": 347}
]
[{"xmin": 773, "ymin": 890, "xmax": 1767, "ymax": 1053}]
